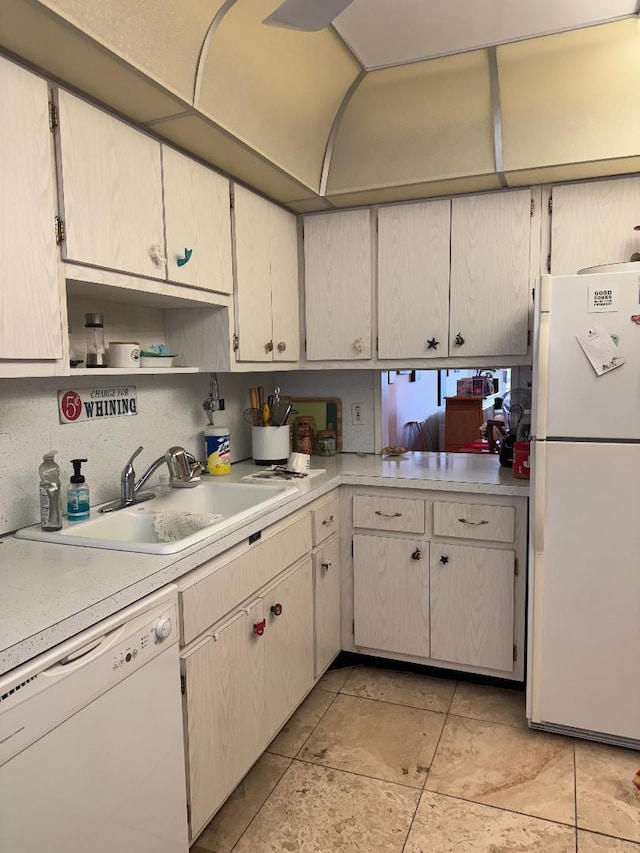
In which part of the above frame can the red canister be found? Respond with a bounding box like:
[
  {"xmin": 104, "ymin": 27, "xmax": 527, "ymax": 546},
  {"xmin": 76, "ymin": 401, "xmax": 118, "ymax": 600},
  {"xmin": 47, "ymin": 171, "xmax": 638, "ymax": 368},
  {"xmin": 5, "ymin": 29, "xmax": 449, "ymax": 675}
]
[{"xmin": 513, "ymin": 441, "xmax": 531, "ymax": 479}]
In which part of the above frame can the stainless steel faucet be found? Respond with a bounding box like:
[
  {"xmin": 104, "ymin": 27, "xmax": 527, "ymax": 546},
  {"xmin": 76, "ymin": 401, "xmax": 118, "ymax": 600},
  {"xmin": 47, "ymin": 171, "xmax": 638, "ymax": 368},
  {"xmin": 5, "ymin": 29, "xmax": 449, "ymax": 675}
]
[{"xmin": 99, "ymin": 446, "xmax": 203, "ymax": 513}]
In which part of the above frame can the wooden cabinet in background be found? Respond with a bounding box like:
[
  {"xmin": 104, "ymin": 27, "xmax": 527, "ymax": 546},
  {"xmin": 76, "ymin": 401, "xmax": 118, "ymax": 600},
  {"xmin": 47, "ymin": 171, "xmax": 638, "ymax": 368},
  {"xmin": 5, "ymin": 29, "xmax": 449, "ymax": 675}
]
[
  {"xmin": 550, "ymin": 176, "xmax": 640, "ymax": 274},
  {"xmin": 0, "ymin": 56, "xmax": 63, "ymax": 366},
  {"xmin": 444, "ymin": 396, "xmax": 485, "ymax": 452},
  {"xmin": 233, "ymin": 185, "xmax": 299, "ymax": 362},
  {"xmin": 303, "ymin": 209, "xmax": 372, "ymax": 361}
]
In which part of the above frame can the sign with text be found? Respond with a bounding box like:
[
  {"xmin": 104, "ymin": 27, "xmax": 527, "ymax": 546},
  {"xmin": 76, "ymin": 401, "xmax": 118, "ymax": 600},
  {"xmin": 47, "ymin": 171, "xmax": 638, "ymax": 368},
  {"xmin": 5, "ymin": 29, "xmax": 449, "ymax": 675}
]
[{"xmin": 58, "ymin": 386, "xmax": 138, "ymax": 424}]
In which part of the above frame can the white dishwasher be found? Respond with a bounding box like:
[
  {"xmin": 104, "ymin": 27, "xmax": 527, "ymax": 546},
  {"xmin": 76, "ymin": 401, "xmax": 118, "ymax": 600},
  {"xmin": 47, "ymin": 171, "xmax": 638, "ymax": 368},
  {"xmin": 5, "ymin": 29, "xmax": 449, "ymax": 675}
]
[{"xmin": 0, "ymin": 585, "xmax": 189, "ymax": 853}]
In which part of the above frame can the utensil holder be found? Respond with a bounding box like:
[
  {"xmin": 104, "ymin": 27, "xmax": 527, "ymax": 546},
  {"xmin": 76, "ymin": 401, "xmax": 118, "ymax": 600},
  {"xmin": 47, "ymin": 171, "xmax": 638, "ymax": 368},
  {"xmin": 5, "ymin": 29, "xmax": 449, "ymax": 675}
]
[{"xmin": 252, "ymin": 426, "xmax": 290, "ymax": 466}]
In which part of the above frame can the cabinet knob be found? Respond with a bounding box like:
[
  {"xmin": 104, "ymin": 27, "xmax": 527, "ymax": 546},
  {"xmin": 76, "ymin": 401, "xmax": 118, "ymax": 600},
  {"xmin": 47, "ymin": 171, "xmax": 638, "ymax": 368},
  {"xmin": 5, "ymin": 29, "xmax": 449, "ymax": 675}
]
[
  {"xmin": 270, "ymin": 603, "xmax": 283, "ymax": 616},
  {"xmin": 439, "ymin": 555, "xmax": 449, "ymax": 565},
  {"xmin": 411, "ymin": 548, "xmax": 421, "ymax": 561},
  {"xmin": 353, "ymin": 337, "xmax": 364, "ymax": 353},
  {"xmin": 277, "ymin": 341, "xmax": 287, "ymax": 352},
  {"xmin": 321, "ymin": 560, "xmax": 332, "ymax": 571},
  {"xmin": 253, "ymin": 619, "xmax": 266, "ymax": 636},
  {"xmin": 454, "ymin": 332, "xmax": 465, "ymax": 346},
  {"xmin": 322, "ymin": 515, "xmax": 334, "ymax": 526},
  {"xmin": 265, "ymin": 340, "xmax": 274, "ymax": 353},
  {"xmin": 631, "ymin": 252, "xmax": 640, "ymax": 262},
  {"xmin": 176, "ymin": 247, "xmax": 193, "ymax": 267},
  {"xmin": 426, "ymin": 337, "xmax": 439, "ymax": 351}
]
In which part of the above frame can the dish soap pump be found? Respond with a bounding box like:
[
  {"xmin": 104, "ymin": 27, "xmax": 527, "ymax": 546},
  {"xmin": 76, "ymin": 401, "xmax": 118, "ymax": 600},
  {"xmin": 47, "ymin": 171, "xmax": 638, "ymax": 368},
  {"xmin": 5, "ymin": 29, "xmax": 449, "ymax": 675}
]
[
  {"xmin": 39, "ymin": 451, "xmax": 62, "ymax": 531},
  {"xmin": 67, "ymin": 458, "xmax": 90, "ymax": 521}
]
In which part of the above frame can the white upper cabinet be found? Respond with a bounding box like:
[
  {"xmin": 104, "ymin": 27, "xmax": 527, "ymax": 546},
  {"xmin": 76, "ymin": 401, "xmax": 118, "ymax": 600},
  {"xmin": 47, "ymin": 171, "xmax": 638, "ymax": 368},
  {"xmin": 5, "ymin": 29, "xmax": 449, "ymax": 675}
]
[
  {"xmin": 161, "ymin": 146, "xmax": 233, "ymax": 294},
  {"xmin": 304, "ymin": 209, "xmax": 372, "ymax": 361},
  {"xmin": 233, "ymin": 185, "xmax": 299, "ymax": 363},
  {"xmin": 378, "ymin": 200, "xmax": 450, "ymax": 359},
  {"xmin": 550, "ymin": 176, "xmax": 640, "ymax": 275},
  {"xmin": 57, "ymin": 90, "xmax": 165, "ymax": 279},
  {"xmin": 449, "ymin": 189, "xmax": 531, "ymax": 358},
  {"xmin": 0, "ymin": 57, "xmax": 62, "ymax": 362}
]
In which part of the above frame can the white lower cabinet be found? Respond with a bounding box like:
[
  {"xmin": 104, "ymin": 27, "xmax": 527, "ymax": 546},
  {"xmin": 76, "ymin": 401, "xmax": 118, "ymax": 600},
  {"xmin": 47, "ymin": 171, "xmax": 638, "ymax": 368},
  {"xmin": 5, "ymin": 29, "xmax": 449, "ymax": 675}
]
[
  {"xmin": 347, "ymin": 487, "xmax": 527, "ymax": 681},
  {"xmin": 353, "ymin": 534, "xmax": 430, "ymax": 658}
]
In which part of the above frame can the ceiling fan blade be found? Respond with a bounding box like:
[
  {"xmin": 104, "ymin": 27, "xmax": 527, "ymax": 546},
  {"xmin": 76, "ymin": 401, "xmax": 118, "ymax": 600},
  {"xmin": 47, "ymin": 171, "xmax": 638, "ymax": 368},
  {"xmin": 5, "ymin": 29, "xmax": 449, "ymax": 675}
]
[{"xmin": 262, "ymin": 0, "xmax": 355, "ymax": 31}]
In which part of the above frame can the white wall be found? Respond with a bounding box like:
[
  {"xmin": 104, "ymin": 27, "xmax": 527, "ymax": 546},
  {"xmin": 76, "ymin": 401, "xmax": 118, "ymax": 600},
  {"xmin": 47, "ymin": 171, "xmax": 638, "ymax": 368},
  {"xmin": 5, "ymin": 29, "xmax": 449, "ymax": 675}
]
[
  {"xmin": 0, "ymin": 372, "xmax": 266, "ymax": 535},
  {"xmin": 381, "ymin": 371, "xmax": 440, "ymax": 448},
  {"xmin": 277, "ymin": 370, "xmax": 377, "ymax": 453}
]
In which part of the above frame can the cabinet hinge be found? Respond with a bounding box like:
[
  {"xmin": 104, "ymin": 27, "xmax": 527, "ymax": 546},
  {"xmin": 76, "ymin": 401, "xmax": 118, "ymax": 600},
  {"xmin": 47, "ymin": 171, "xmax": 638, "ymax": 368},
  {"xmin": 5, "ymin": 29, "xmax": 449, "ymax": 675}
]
[
  {"xmin": 232, "ymin": 333, "xmax": 239, "ymax": 352},
  {"xmin": 546, "ymin": 254, "xmax": 551, "ymax": 273},
  {"xmin": 513, "ymin": 644, "xmax": 518, "ymax": 662},
  {"xmin": 352, "ymin": 619, "xmax": 355, "ymax": 635},
  {"xmin": 186, "ymin": 803, "xmax": 191, "ymax": 827},
  {"xmin": 531, "ymin": 286, "xmax": 535, "ymax": 302},
  {"xmin": 54, "ymin": 216, "xmax": 65, "ymax": 246},
  {"xmin": 530, "ymin": 198, "xmax": 535, "ymax": 216},
  {"xmin": 514, "ymin": 556, "xmax": 519, "ymax": 576},
  {"xmin": 180, "ymin": 674, "xmax": 186, "ymax": 695},
  {"xmin": 351, "ymin": 540, "xmax": 354, "ymax": 557},
  {"xmin": 229, "ymin": 187, "xmax": 234, "ymax": 208},
  {"xmin": 48, "ymin": 101, "xmax": 58, "ymax": 131},
  {"xmin": 376, "ymin": 336, "xmax": 379, "ymax": 355},
  {"xmin": 304, "ymin": 338, "xmax": 307, "ymax": 353},
  {"xmin": 526, "ymin": 330, "xmax": 531, "ymax": 347},
  {"xmin": 548, "ymin": 195, "xmax": 553, "ymax": 214}
]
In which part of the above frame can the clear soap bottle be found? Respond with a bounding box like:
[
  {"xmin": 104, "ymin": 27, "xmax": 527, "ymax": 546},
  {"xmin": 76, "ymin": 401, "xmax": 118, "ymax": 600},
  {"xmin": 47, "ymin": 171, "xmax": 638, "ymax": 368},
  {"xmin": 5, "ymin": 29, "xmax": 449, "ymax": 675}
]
[
  {"xmin": 67, "ymin": 458, "xmax": 90, "ymax": 521},
  {"xmin": 39, "ymin": 451, "xmax": 62, "ymax": 531}
]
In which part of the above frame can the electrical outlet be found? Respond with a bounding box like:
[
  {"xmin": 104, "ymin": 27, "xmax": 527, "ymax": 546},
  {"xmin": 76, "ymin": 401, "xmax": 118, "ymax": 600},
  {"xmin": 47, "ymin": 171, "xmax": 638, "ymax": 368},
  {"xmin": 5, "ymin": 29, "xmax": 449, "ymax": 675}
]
[{"xmin": 352, "ymin": 404, "xmax": 364, "ymax": 425}]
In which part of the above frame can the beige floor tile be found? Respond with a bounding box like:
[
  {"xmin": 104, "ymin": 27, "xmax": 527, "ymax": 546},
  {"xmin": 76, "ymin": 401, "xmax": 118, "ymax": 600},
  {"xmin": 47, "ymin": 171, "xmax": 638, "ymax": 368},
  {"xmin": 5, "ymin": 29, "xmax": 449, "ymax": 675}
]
[
  {"xmin": 298, "ymin": 693, "xmax": 445, "ymax": 788},
  {"xmin": 449, "ymin": 681, "xmax": 527, "ymax": 728},
  {"xmin": 316, "ymin": 666, "xmax": 354, "ymax": 693},
  {"xmin": 405, "ymin": 791, "xmax": 576, "ymax": 853},
  {"xmin": 195, "ymin": 752, "xmax": 291, "ymax": 853},
  {"xmin": 425, "ymin": 715, "xmax": 576, "ymax": 825},
  {"xmin": 340, "ymin": 666, "xmax": 456, "ymax": 713},
  {"xmin": 579, "ymin": 830, "xmax": 640, "ymax": 852},
  {"xmin": 576, "ymin": 740, "xmax": 640, "ymax": 843},
  {"xmin": 267, "ymin": 688, "xmax": 335, "ymax": 758},
  {"xmin": 233, "ymin": 760, "xmax": 419, "ymax": 853}
]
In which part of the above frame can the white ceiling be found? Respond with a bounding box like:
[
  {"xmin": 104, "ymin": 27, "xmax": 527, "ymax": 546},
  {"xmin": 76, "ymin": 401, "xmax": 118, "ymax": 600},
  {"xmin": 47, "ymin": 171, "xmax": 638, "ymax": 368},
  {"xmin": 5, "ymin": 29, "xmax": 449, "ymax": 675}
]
[{"xmin": 333, "ymin": 0, "xmax": 638, "ymax": 69}]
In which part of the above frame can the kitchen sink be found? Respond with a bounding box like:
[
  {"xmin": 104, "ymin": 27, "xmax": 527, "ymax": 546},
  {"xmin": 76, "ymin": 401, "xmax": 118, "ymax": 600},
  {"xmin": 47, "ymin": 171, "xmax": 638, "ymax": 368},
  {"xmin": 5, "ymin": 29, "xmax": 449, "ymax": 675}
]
[{"xmin": 14, "ymin": 481, "xmax": 299, "ymax": 554}]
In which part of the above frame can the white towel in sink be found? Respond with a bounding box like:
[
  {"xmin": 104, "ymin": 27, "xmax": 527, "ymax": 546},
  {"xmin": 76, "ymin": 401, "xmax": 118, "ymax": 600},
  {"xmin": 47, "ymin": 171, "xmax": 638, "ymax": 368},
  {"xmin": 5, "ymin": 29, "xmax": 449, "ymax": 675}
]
[{"xmin": 153, "ymin": 511, "xmax": 223, "ymax": 542}]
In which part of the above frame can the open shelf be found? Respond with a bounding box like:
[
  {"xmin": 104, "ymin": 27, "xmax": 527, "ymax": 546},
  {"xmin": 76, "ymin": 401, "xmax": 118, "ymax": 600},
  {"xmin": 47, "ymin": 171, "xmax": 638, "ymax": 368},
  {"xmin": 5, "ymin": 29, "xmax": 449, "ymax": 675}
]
[{"xmin": 69, "ymin": 367, "xmax": 202, "ymax": 376}]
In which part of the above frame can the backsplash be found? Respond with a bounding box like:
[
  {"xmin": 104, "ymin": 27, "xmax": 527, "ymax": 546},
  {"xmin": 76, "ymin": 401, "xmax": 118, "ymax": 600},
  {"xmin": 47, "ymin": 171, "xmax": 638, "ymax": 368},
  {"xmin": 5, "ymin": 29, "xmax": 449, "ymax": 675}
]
[{"xmin": 0, "ymin": 372, "xmax": 263, "ymax": 535}]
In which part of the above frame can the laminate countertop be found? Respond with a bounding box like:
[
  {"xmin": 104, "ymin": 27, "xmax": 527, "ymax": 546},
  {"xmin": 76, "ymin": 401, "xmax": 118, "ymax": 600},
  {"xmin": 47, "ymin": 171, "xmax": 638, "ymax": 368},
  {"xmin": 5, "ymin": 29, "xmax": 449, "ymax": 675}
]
[{"xmin": 0, "ymin": 452, "xmax": 528, "ymax": 676}]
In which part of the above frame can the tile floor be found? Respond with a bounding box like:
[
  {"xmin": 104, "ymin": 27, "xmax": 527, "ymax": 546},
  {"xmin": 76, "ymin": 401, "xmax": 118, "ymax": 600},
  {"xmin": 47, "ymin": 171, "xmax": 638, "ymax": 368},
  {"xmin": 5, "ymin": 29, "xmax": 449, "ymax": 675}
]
[{"xmin": 191, "ymin": 666, "xmax": 640, "ymax": 853}]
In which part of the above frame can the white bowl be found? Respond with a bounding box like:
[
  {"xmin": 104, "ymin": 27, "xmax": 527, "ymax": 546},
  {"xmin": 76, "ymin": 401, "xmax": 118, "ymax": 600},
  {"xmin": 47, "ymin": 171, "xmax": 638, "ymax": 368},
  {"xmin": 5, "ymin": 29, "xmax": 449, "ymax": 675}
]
[{"xmin": 140, "ymin": 355, "xmax": 175, "ymax": 368}]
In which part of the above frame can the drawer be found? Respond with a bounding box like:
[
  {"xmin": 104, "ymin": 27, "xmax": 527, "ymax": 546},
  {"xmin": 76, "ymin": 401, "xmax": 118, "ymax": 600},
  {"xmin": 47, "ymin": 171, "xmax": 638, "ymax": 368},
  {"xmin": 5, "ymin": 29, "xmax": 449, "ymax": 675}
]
[
  {"xmin": 179, "ymin": 512, "xmax": 312, "ymax": 646},
  {"xmin": 353, "ymin": 494, "xmax": 425, "ymax": 534},
  {"xmin": 433, "ymin": 501, "xmax": 515, "ymax": 543},
  {"xmin": 311, "ymin": 494, "xmax": 339, "ymax": 546}
]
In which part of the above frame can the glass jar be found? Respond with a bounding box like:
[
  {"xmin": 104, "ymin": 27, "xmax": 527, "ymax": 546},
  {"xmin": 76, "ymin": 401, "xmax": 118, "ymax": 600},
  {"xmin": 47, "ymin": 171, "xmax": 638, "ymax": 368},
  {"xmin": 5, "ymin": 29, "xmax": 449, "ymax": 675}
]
[
  {"xmin": 316, "ymin": 429, "xmax": 336, "ymax": 456},
  {"xmin": 85, "ymin": 312, "xmax": 107, "ymax": 368},
  {"xmin": 294, "ymin": 416, "xmax": 315, "ymax": 455}
]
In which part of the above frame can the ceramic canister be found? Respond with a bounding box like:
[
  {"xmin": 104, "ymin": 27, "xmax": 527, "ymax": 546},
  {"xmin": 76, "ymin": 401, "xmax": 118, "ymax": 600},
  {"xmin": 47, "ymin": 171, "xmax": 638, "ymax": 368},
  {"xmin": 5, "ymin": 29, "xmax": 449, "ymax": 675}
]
[{"xmin": 109, "ymin": 341, "xmax": 140, "ymax": 368}]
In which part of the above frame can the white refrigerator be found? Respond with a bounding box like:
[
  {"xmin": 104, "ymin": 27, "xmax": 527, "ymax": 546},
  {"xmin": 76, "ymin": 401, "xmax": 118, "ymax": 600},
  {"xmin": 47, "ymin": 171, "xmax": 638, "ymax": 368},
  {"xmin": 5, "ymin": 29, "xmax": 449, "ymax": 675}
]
[{"xmin": 528, "ymin": 269, "xmax": 640, "ymax": 747}]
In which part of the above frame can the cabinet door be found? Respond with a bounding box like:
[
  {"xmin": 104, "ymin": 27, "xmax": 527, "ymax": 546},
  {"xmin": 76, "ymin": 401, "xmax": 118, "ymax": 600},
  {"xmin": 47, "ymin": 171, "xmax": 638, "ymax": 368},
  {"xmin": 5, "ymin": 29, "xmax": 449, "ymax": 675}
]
[
  {"xmin": 430, "ymin": 543, "xmax": 514, "ymax": 672},
  {"xmin": 182, "ymin": 599, "xmax": 264, "ymax": 839},
  {"xmin": 57, "ymin": 90, "xmax": 164, "ymax": 279},
  {"xmin": 0, "ymin": 58, "xmax": 62, "ymax": 361},
  {"xmin": 314, "ymin": 537, "xmax": 341, "ymax": 677},
  {"xmin": 233, "ymin": 185, "xmax": 273, "ymax": 361},
  {"xmin": 304, "ymin": 209, "xmax": 372, "ymax": 360},
  {"xmin": 162, "ymin": 146, "xmax": 233, "ymax": 293},
  {"xmin": 550, "ymin": 177, "xmax": 640, "ymax": 274},
  {"xmin": 450, "ymin": 190, "xmax": 531, "ymax": 357},
  {"xmin": 378, "ymin": 200, "xmax": 450, "ymax": 359},
  {"xmin": 270, "ymin": 203, "xmax": 300, "ymax": 362},
  {"xmin": 263, "ymin": 558, "xmax": 314, "ymax": 742},
  {"xmin": 353, "ymin": 534, "xmax": 429, "ymax": 658}
]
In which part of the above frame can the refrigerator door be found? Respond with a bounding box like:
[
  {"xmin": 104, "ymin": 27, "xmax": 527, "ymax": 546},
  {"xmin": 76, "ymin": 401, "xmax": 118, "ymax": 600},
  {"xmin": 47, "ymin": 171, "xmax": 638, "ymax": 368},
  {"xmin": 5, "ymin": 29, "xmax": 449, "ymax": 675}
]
[
  {"xmin": 529, "ymin": 441, "xmax": 640, "ymax": 741},
  {"xmin": 535, "ymin": 271, "xmax": 640, "ymax": 441}
]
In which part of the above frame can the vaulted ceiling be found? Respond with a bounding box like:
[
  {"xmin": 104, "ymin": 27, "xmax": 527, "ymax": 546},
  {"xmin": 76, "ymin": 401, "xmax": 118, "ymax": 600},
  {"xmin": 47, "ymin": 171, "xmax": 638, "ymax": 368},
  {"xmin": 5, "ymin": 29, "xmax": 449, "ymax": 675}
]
[{"xmin": 1, "ymin": 0, "xmax": 639, "ymax": 211}]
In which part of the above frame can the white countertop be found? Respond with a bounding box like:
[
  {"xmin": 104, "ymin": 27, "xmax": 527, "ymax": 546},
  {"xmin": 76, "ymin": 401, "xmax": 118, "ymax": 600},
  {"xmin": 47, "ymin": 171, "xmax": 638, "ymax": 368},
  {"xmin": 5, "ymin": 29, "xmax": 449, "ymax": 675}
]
[{"xmin": 0, "ymin": 452, "xmax": 527, "ymax": 676}]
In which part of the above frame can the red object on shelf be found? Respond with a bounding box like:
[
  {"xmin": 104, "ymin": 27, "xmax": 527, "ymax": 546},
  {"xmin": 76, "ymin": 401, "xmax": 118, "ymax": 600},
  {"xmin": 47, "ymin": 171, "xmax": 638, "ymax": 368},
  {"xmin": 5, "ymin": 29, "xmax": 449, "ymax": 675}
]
[
  {"xmin": 459, "ymin": 439, "xmax": 491, "ymax": 454},
  {"xmin": 513, "ymin": 441, "xmax": 531, "ymax": 478}
]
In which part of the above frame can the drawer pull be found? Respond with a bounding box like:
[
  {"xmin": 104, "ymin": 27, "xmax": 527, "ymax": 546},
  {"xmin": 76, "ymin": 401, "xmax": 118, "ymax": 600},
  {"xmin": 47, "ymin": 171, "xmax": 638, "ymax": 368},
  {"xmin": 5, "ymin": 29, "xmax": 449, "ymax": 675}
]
[
  {"xmin": 253, "ymin": 619, "xmax": 266, "ymax": 637},
  {"xmin": 440, "ymin": 555, "xmax": 449, "ymax": 565},
  {"xmin": 458, "ymin": 518, "xmax": 489, "ymax": 526},
  {"xmin": 322, "ymin": 515, "xmax": 335, "ymax": 526},
  {"xmin": 270, "ymin": 603, "xmax": 283, "ymax": 617},
  {"xmin": 321, "ymin": 560, "xmax": 332, "ymax": 571},
  {"xmin": 411, "ymin": 548, "xmax": 421, "ymax": 561},
  {"xmin": 375, "ymin": 511, "xmax": 402, "ymax": 518}
]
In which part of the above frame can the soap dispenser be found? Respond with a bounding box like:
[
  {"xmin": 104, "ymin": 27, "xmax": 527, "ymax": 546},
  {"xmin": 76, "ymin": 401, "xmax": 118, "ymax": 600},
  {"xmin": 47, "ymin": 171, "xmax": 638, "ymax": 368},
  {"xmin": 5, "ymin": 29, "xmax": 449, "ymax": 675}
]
[{"xmin": 67, "ymin": 458, "xmax": 90, "ymax": 521}]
